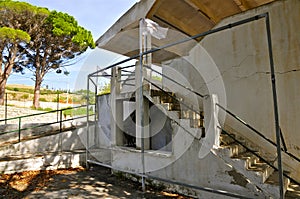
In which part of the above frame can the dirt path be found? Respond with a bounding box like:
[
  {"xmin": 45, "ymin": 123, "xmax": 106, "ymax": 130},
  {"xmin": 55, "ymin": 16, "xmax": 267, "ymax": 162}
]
[{"xmin": 0, "ymin": 165, "xmax": 191, "ymax": 199}]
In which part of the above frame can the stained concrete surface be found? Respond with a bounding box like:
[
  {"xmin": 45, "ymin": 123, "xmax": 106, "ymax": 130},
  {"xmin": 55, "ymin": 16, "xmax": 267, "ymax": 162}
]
[{"xmin": 0, "ymin": 165, "xmax": 190, "ymax": 199}]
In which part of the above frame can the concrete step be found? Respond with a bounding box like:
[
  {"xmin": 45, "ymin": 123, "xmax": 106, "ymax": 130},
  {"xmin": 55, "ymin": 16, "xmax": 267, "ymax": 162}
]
[
  {"xmin": 286, "ymin": 182, "xmax": 300, "ymax": 198},
  {"xmin": 264, "ymin": 171, "xmax": 290, "ymax": 198},
  {"xmin": 220, "ymin": 143, "xmax": 247, "ymax": 157},
  {"xmin": 0, "ymin": 150, "xmax": 86, "ymax": 174},
  {"xmin": 171, "ymin": 119, "xmax": 203, "ymax": 139},
  {"xmin": 0, "ymin": 127, "xmax": 87, "ymax": 158},
  {"xmin": 233, "ymin": 152, "xmax": 274, "ymax": 183},
  {"xmin": 233, "ymin": 152, "xmax": 260, "ymax": 168},
  {"xmin": 87, "ymin": 148, "xmax": 112, "ymax": 166},
  {"xmin": 248, "ymin": 162, "xmax": 275, "ymax": 183},
  {"xmin": 220, "ymin": 133, "xmax": 236, "ymax": 145},
  {"xmin": 214, "ymin": 146, "xmax": 284, "ymax": 198},
  {"xmin": 161, "ymin": 102, "xmax": 181, "ymax": 111},
  {"xmin": 181, "ymin": 110, "xmax": 203, "ymax": 120}
]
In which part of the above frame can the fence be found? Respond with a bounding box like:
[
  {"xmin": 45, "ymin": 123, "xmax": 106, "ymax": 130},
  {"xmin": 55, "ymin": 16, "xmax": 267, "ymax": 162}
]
[{"xmin": 0, "ymin": 104, "xmax": 95, "ymax": 145}]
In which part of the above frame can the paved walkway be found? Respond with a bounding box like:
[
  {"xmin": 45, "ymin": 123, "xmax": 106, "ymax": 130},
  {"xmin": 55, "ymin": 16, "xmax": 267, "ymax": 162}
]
[{"xmin": 0, "ymin": 165, "xmax": 187, "ymax": 199}]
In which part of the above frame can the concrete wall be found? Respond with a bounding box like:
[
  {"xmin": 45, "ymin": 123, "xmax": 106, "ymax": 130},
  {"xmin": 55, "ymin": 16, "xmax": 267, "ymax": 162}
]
[
  {"xmin": 97, "ymin": 94, "xmax": 112, "ymax": 147},
  {"xmin": 0, "ymin": 125, "xmax": 94, "ymax": 157},
  {"xmin": 0, "ymin": 125, "xmax": 96, "ymax": 174},
  {"xmin": 162, "ymin": 0, "xmax": 300, "ymax": 177},
  {"xmin": 110, "ymin": 121, "xmax": 264, "ymax": 198}
]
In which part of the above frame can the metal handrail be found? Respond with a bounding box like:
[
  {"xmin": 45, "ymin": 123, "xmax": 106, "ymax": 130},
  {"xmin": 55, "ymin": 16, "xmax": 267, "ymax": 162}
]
[
  {"xmin": 0, "ymin": 104, "xmax": 86, "ymax": 123},
  {"xmin": 144, "ymin": 78, "xmax": 203, "ymax": 116},
  {"xmin": 0, "ymin": 104, "xmax": 95, "ymax": 144},
  {"xmin": 145, "ymin": 71, "xmax": 300, "ymax": 182},
  {"xmin": 216, "ymin": 103, "xmax": 300, "ymax": 163},
  {"xmin": 144, "ymin": 78, "xmax": 204, "ymax": 139},
  {"xmin": 145, "ymin": 60, "xmax": 300, "ymax": 185},
  {"xmin": 220, "ymin": 127, "xmax": 300, "ymax": 186},
  {"xmin": 144, "ymin": 65, "xmax": 205, "ymax": 98}
]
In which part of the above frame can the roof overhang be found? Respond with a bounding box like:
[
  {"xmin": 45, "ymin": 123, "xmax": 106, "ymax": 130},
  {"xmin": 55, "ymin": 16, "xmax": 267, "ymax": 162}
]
[{"xmin": 96, "ymin": 0, "xmax": 275, "ymax": 64}]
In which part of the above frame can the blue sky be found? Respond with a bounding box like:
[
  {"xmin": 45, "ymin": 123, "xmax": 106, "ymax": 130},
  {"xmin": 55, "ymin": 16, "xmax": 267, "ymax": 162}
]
[{"xmin": 8, "ymin": 0, "xmax": 138, "ymax": 91}]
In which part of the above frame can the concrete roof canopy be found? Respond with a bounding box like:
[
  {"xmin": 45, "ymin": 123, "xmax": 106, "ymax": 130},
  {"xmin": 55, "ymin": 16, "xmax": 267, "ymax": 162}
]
[{"xmin": 96, "ymin": 0, "xmax": 275, "ymax": 64}]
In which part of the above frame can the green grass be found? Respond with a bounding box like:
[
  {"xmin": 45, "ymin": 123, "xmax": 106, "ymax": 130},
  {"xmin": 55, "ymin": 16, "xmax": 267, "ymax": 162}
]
[
  {"xmin": 6, "ymin": 87, "xmax": 34, "ymax": 94},
  {"xmin": 63, "ymin": 107, "xmax": 93, "ymax": 117},
  {"xmin": 31, "ymin": 106, "xmax": 53, "ymax": 112},
  {"xmin": 6, "ymin": 86, "xmax": 66, "ymax": 95},
  {"xmin": 39, "ymin": 97, "xmax": 48, "ymax": 102}
]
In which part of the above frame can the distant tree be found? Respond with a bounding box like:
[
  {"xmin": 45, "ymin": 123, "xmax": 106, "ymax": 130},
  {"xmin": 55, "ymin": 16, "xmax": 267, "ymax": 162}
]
[
  {"xmin": 75, "ymin": 89, "xmax": 95, "ymax": 104},
  {"xmin": 99, "ymin": 83, "xmax": 110, "ymax": 95},
  {"xmin": 0, "ymin": 0, "xmax": 48, "ymax": 105},
  {"xmin": 0, "ymin": 27, "xmax": 30, "ymax": 105},
  {"xmin": 0, "ymin": 1, "xmax": 95, "ymax": 108},
  {"xmin": 18, "ymin": 11, "xmax": 95, "ymax": 108}
]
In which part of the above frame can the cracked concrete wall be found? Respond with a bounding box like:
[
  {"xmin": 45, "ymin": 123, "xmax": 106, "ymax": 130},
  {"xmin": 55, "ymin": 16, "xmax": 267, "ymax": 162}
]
[{"xmin": 163, "ymin": 0, "xmax": 300, "ymax": 179}]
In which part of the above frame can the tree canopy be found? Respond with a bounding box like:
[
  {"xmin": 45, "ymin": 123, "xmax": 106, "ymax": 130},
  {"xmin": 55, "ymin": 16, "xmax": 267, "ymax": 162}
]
[
  {"xmin": 0, "ymin": 0, "xmax": 95, "ymax": 108},
  {"xmin": 0, "ymin": 27, "xmax": 30, "ymax": 42}
]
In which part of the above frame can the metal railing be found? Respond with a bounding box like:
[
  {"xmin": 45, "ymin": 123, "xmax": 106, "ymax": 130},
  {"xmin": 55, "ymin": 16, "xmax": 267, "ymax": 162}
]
[
  {"xmin": 145, "ymin": 66, "xmax": 300, "ymax": 186},
  {"xmin": 144, "ymin": 78, "xmax": 205, "ymax": 138},
  {"xmin": 216, "ymin": 103, "xmax": 300, "ymax": 163},
  {"xmin": 0, "ymin": 104, "xmax": 95, "ymax": 144},
  {"xmin": 220, "ymin": 127, "xmax": 300, "ymax": 186},
  {"xmin": 144, "ymin": 51, "xmax": 300, "ymax": 187}
]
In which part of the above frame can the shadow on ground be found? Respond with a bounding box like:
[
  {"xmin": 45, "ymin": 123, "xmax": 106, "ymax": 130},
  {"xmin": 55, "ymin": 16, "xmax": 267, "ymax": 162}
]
[{"xmin": 0, "ymin": 165, "xmax": 191, "ymax": 199}]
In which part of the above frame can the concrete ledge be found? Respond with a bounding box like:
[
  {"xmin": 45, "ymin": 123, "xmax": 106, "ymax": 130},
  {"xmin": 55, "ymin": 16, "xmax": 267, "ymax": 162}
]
[{"xmin": 0, "ymin": 151, "xmax": 86, "ymax": 174}]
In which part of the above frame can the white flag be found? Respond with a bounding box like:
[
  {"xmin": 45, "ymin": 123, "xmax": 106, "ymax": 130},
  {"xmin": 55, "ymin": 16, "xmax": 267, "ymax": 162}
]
[{"xmin": 142, "ymin": 18, "xmax": 168, "ymax": 40}]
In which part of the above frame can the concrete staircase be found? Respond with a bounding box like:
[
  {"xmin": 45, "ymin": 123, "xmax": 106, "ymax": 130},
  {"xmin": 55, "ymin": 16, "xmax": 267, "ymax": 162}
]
[
  {"xmin": 214, "ymin": 133, "xmax": 288, "ymax": 198},
  {"xmin": 146, "ymin": 89, "xmax": 205, "ymax": 139},
  {"xmin": 146, "ymin": 88, "xmax": 299, "ymax": 198}
]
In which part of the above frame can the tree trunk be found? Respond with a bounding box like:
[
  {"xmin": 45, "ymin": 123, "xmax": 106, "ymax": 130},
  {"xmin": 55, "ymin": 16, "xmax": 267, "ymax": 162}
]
[
  {"xmin": 0, "ymin": 46, "xmax": 17, "ymax": 105},
  {"xmin": 0, "ymin": 79, "xmax": 7, "ymax": 105},
  {"xmin": 33, "ymin": 73, "xmax": 42, "ymax": 109}
]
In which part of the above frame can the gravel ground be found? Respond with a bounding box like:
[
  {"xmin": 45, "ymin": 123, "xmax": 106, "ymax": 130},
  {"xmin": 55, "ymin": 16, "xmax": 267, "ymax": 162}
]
[
  {"xmin": 0, "ymin": 165, "xmax": 191, "ymax": 199},
  {"xmin": 0, "ymin": 106, "xmax": 57, "ymax": 124}
]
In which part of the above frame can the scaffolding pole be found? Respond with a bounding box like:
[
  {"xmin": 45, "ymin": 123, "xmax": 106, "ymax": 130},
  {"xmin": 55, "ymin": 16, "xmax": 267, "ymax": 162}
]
[
  {"xmin": 264, "ymin": 13, "xmax": 284, "ymax": 199},
  {"xmin": 138, "ymin": 18, "xmax": 146, "ymax": 192}
]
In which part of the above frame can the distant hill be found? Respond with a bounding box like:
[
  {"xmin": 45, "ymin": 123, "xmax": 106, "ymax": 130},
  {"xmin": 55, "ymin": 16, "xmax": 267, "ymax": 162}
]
[{"xmin": 5, "ymin": 84, "xmax": 84, "ymax": 105}]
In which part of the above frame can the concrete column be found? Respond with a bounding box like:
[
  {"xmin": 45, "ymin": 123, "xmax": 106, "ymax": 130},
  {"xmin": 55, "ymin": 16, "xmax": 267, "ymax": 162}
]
[
  {"xmin": 136, "ymin": 18, "xmax": 151, "ymax": 150},
  {"xmin": 199, "ymin": 94, "xmax": 220, "ymax": 159},
  {"xmin": 135, "ymin": 64, "xmax": 150, "ymax": 150},
  {"xmin": 111, "ymin": 67, "xmax": 124, "ymax": 146}
]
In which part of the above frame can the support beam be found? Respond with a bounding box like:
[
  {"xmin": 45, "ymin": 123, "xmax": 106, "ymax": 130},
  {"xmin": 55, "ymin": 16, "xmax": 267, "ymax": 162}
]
[{"xmin": 111, "ymin": 67, "xmax": 124, "ymax": 146}]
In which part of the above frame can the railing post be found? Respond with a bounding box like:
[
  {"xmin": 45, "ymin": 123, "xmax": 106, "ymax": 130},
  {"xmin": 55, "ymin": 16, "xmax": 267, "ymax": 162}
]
[
  {"xmin": 57, "ymin": 93, "xmax": 60, "ymax": 122},
  {"xmin": 18, "ymin": 117, "xmax": 21, "ymax": 142},
  {"xmin": 265, "ymin": 13, "xmax": 284, "ymax": 199},
  {"xmin": 86, "ymin": 77, "xmax": 90, "ymax": 170},
  {"xmin": 5, "ymin": 93, "xmax": 7, "ymax": 125},
  {"xmin": 59, "ymin": 109, "xmax": 62, "ymax": 133}
]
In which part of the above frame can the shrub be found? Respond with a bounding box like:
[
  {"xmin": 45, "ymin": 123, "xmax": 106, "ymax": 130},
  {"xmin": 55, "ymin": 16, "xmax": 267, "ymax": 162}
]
[
  {"xmin": 10, "ymin": 93, "xmax": 17, "ymax": 99},
  {"xmin": 39, "ymin": 97, "xmax": 48, "ymax": 102},
  {"xmin": 20, "ymin": 94, "xmax": 29, "ymax": 100}
]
